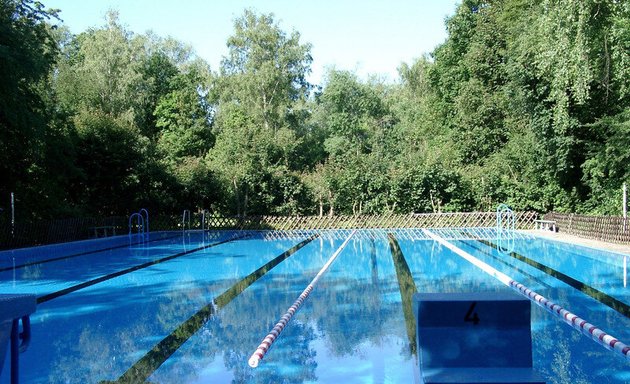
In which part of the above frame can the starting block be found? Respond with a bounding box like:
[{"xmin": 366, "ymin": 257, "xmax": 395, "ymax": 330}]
[{"xmin": 414, "ymin": 291, "xmax": 545, "ymax": 384}]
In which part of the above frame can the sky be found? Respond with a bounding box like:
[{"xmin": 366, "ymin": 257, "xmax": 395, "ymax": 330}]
[{"xmin": 43, "ymin": 0, "xmax": 459, "ymax": 85}]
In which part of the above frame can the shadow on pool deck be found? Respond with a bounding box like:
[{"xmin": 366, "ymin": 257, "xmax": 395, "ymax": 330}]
[{"xmin": 522, "ymin": 229, "xmax": 630, "ymax": 255}]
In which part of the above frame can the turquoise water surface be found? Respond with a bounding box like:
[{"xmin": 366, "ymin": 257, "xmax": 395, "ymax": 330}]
[{"xmin": 0, "ymin": 229, "xmax": 628, "ymax": 383}]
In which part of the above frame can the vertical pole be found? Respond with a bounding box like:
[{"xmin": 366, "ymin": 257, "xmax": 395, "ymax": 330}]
[
  {"xmin": 10, "ymin": 192, "xmax": 15, "ymax": 238},
  {"xmin": 623, "ymin": 183, "xmax": 627, "ymax": 218},
  {"xmin": 11, "ymin": 319, "xmax": 19, "ymax": 384},
  {"xmin": 623, "ymin": 183, "xmax": 627, "ymax": 232}
]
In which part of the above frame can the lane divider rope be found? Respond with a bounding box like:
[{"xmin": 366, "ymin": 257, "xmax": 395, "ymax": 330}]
[
  {"xmin": 248, "ymin": 229, "xmax": 357, "ymax": 368},
  {"xmin": 423, "ymin": 229, "xmax": 630, "ymax": 361}
]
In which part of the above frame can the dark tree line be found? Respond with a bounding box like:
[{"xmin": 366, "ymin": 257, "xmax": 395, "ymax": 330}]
[{"xmin": 1, "ymin": 0, "xmax": 629, "ymax": 223}]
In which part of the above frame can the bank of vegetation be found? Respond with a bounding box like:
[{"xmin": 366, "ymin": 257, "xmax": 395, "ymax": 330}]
[{"xmin": 1, "ymin": 0, "xmax": 629, "ymax": 222}]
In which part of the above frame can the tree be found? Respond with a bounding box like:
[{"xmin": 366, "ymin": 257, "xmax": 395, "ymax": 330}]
[
  {"xmin": 208, "ymin": 104, "xmax": 274, "ymax": 215},
  {"xmin": 218, "ymin": 9, "xmax": 312, "ymax": 132},
  {"xmin": 0, "ymin": 0, "xmax": 59, "ymax": 211},
  {"xmin": 69, "ymin": 110, "xmax": 144, "ymax": 215},
  {"xmin": 155, "ymin": 66, "xmax": 213, "ymax": 161},
  {"xmin": 209, "ymin": 9, "xmax": 314, "ymax": 215},
  {"xmin": 57, "ymin": 11, "xmax": 146, "ymax": 120}
]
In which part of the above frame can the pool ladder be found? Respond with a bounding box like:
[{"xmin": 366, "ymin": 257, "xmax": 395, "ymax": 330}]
[
  {"xmin": 496, "ymin": 204, "xmax": 515, "ymax": 253},
  {"xmin": 496, "ymin": 203, "xmax": 515, "ymax": 232},
  {"xmin": 128, "ymin": 209, "xmax": 149, "ymax": 238},
  {"xmin": 182, "ymin": 210, "xmax": 191, "ymax": 232}
]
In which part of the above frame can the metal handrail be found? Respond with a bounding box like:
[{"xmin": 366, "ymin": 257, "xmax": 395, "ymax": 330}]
[
  {"xmin": 200, "ymin": 209, "xmax": 209, "ymax": 231},
  {"xmin": 182, "ymin": 210, "xmax": 191, "ymax": 232},
  {"xmin": 496, "ymin": 204, "xmax": 515, "ymax": 232},
  {"xmin": 139, "ymin": 208, "xmax": 149, "ymax": 234},
  {"xmin": 128, "ymin": 213, "xmax": 145, "ymax": 236}
]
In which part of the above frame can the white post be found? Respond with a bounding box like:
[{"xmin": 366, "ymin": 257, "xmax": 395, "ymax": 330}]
[
  {"xmin": 623, "ymin": 183, "xmax": 627, "ymax": 219},
  {"xmin": 624, "ymin": 183, "xmax": 627, "ymax": 232},
  {"xmin": 10, "ymin": 192, "xmax": 15, "ymax": 238}
]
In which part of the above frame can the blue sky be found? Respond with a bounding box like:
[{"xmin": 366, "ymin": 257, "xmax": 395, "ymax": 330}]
[{"xmin": 44, "ymin": 0, "xmax": 459, "ymax": 84}]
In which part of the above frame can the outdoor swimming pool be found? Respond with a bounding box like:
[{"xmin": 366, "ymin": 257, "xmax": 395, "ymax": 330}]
[{"xmin": 0, "ymin": 228, "xmax": 628, "ymax": 383}]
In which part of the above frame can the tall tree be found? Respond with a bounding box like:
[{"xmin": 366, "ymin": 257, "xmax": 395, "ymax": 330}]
[
  {"xmin": 0, "ymin": 0, "xmax": 59, "ymax": 212},
  {"xmin": 218, "ymin": 9, "xmax": 312, "ymax": 132},
  {"xmin": 210, "ymin": 9, "xmax": 313, "ymax": 215}
]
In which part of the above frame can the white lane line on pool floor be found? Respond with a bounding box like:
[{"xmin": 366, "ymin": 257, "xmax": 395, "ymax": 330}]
[
  {"xmin": 423, "ymin": 229, "xmax": 630, "ymax": 362},
  {"xmin": 248, "ymin": 229, "xmax": 357, "ymax": 368}
]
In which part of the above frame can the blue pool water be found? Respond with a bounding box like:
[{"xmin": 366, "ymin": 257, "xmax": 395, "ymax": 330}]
[{"xmin": 0, "ymin": 229, "xmax": 628, "ymax": 383}]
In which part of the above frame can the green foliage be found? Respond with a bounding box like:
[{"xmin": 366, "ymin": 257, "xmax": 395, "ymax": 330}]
[
  {"xmin": 391, "ymin": 155, "xmax": 474, "ymax": 214},
  {"xmin": 581, "ymin": 109, "xmax": 630, "ymax": 214},
  {"xmin": 70, "ymin": 111, "xmax": 145, "ymax": 215},
  {"xmin": 0, "ymin": 0, "xmax": 59, "ymax": 211},
  {"xmin": 155, "ymin": 68, "xmax": 213, "ymax": 160},
  {"xmin": 218, "ymin": 9, "xmax": 312, "ymax": 131},
  {"xmin": 3, "ymin": 4, "xmax": 630, "ymax": 220},
  {"xmin": 55, "ymin": 11, "xmax": 145, "ymax": 123}
]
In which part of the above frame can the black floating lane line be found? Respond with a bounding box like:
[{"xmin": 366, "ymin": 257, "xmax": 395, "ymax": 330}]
[
  {"xmin": 459, "ymin": 240, "xmax": 553, "ymax": 289},
  {"xmin": 480, "ymin": 239, "xmax": 630, "ymax": 319},
  {"xmin": 106, "ymin": 233, "xmax": 319, "ymax": 384},
  {"xmin": 0, "ymin": 233, "xmax": 182, "ymax": 273},
  {"xmin": 387, "ymin": 233, "xmax": 418, "ymax": 356},
  {"xmin": 37, "ymin": 233, "xmax": 251, "ymax": 304}
]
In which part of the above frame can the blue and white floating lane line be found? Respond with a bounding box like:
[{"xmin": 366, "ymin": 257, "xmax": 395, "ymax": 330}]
[
  {"xmin": 423, "ymin": 229, "xmax": 630, "ymax": 362},
  {"xmin": 248, "ymin": 230, "xmax": 357, "ymax": 368}
]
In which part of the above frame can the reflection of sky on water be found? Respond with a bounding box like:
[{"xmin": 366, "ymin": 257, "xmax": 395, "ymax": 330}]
[{"xmin": 1, "ymin": 231, "xmax": 628, "ymax": 383}]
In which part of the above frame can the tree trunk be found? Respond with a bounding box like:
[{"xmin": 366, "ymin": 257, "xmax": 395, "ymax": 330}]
[
  {"xmin": 233, "ymin": 178, "xmax": 241, "ymax": 216},
  {"xmin": 318, "ymin": 196, "xmax": 323, "ymax": 217},
  {"xmin": 328, "ymin": 191, "xmax": 334, "ymax": 217},
  {"xmin": 243, "ymin": 188, "xmax": 249, "ymax": 217}
]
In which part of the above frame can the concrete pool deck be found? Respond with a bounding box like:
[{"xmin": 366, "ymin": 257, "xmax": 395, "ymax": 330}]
[{"xmin": 523, "ymin": 229, "xmax": 630, "ymax": 255}]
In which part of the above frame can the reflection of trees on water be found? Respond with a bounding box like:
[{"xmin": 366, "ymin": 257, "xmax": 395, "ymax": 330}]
[
  {"xmin": 530, "ymin": 287, "xmax": 625, "ymax": 384},
  {"xmin": 388, "ymin": 235, "xmax": 418, "ymax": 356},
  {"xmin": 149, "ymin": 277, "xmax": 320, "ymax": 383},
  {"xmin": 50, "ymin": 235, "xmax": 628, "ymax": 384},
  {"xmin": 46, "ymin": 278, "xmax": 223, "ymax": 383},
  {"xmin": 407, "ymin": 239, "xmax": 630, "ymax": 383}
]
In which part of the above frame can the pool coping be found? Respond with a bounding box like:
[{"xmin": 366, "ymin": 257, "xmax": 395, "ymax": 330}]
[{"xmin": 522, "ymin": 230, "xmax": 630, "ymax": 256}]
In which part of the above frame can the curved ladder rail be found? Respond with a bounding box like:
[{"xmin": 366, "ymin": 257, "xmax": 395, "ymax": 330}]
[
  {"xmin": 128, "ymin": 213, "xmax": 145, "ymax": 237},
  {"xmin": 496, "ymin": 203, "xmax": 515, "ymax": 232},
  {"xmin": 496, "ymin": 204, "xmax": 515, "ymax": 253},
  {"xmin": 139, "ymin": 208, "xmax": 149, "ymax": 235},
  {"xmin": 200, "ymin": 209, "xmax": 209, "ymax": 231},
  {"xmin": 182, "ymin": 210, "xmax": 191, "ymax": 232}
]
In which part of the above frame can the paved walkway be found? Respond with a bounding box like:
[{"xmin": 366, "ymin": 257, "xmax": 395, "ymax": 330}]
[{"xmin": 523, "ymin": 229, "xmax": 630, "ymax": 255}]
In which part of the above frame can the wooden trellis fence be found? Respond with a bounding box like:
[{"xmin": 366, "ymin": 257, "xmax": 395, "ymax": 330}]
[
  {"xmin": 0, "ymin": 211, "xmax": 538, "ymax": 250},
  {"xmin": 203, "ymin": 211, "xmax": 538, "ymax": 231},
  {"xmin": 543, "ymin": 212, "xmax": 630, "ymax": 244}
]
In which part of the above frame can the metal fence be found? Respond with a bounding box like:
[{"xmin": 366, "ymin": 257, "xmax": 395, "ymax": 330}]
[
  {"xmin": 543, "ymin": 212, "xmax": 630, "ymax": 244},
  {"xmin": 0, "ymin": 216, "xmax": 127, "ymax": 250},
  {"xmin": 0, "ymin": 211, "xmax": 538, "ymax": 250}
]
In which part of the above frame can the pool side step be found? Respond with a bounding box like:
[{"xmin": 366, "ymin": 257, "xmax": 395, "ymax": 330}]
[
  {"xmin": 414, "ymin": 292, "xmax": 545, "ymax": 384},
  {"xmin": 0, "ymin": 294, "xmax": 37, "ymax": 384}
]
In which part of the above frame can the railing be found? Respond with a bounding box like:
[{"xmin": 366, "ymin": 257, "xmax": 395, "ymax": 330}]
[
  {"xmin": 0, "ymin": 216, "xmax": 126, "ymax": 250},
  {"xmin": 200, "ymin": 209, "xmax": 209, "ymax": 231},
  {"xmin": 496, "ymin": 204, "xmax": 515, "ymax": 232},
  {"xmin": 128, "ymin": 213, "xmax": 145, "ymax": 236},
  {"xmin": 181, "ymin": 210, "xmax": 191, "ymax": 232},
  {"xmin": 543, "ymin": 212, "xmax": 630, "ymax": 244},
  {"xmin": 0, "ymin": 211, "xmax": 539, "ymax": 250},
  {"xmin": 139, "ymin": 209, "xmax": 149, "ymax": 234}
]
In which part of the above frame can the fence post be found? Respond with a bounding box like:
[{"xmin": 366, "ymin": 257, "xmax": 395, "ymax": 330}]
[
  {"xmin": 623, "ymin": 183, "xmax": 627, "ymax": 232},
  {"xmin": 10, "ymin": 192, "xmax": 15, "ymax": 238}
]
